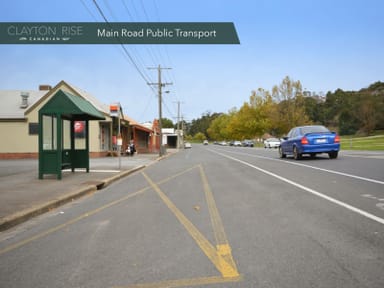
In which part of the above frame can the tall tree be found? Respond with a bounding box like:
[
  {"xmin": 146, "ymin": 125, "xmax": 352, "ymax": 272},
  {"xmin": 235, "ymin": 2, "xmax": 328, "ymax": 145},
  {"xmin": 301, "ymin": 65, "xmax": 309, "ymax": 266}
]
[
  {"xmin": 227, "ymin": 103, "xmax": 256, "ymax": 139},
  {"xmin": 188, "ymin": 111, "xmax": 220, "ymax": 138},
  {"xmin": 207, "ymin": 113, "xmax": 231, "ymax": 140},
  {"xmin": 272, "ymin": 76, "xmax": 310, "ymax": 133},
  {"xmin": 356, "ymin": 93, "xmax": 376, "ymax": 135}
]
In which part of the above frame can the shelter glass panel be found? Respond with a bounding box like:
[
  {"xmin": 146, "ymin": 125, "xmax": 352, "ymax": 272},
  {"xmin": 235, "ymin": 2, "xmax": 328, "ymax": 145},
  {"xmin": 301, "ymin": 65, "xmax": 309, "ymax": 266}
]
[
  {"xmin": 42, "ymin": 115, "xmax": 57, "ymax": 150},
  {"xmin": 62, "ymin": 119, "xmax": 71, "ymax": 149}
]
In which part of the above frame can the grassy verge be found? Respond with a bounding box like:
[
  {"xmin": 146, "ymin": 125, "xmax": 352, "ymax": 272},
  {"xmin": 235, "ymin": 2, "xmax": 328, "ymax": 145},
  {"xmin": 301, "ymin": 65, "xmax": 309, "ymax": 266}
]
[{"xmin": 340, "ymin": 134, "xmax": 384, "ymax": 150}]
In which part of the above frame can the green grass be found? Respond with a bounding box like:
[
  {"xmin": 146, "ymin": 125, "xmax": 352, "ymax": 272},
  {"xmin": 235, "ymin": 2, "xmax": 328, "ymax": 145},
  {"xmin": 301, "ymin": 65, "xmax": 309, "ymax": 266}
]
[{"xmin": 340, "ymin": 134, "xmax": 384, "ymax": 150}]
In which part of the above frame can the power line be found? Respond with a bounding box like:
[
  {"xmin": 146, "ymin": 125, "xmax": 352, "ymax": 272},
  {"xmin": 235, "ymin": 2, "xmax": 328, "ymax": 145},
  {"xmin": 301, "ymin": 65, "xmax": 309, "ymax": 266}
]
[
  {"xmin": 120, "ymin": 0, "xmax": 135, "ymax": 20},
  {"xmin": 80, "ymin": 0, "xmax": 98, "ymax": 21},
  {"xmin": 92, "ymin": 0, "xmax": 153, "ymax": 85},
  {"xmin": 126, "ymin": 0, "xmax": 177, "ymax": 118},
  {"xmin": 90, "ymin": 0, "xmax": 178, "ymax": 121},
  {"xmin": 102, "ymin": 0, "xmax": 119, "ymax": 21},
  {"xmin": 121, "ymin": 0, "xmax": 176, "ymax": 92},
  {"xmin": 139, "ymin": 0, "xmax": 150, "ymax": 21},
  {"xmin": 151, "ymin": 0, "xmax": 161, "ymax": 22}
]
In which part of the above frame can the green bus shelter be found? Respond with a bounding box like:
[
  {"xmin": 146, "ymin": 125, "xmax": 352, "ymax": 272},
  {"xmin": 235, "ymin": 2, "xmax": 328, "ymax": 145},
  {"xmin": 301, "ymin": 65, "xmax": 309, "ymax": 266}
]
[{"xmin": 38, "ymin": 89, "xmax": 105, "ymax": 179}]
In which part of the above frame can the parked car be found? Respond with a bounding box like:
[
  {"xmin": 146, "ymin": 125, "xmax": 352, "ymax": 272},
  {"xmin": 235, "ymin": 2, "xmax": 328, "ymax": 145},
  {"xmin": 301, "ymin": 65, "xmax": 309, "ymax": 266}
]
[
  {"xmin": 233, "ymin": 140, "xmax": 242, "ymax": 147},
  {"xmin": 219, "ymin": 141, "xmax": 228, "ymax": 146},
  {"xmin": 264, "ymin": 138, "xmax": 281, "ymax": 149},
  {"xmin": 242, "ymin": 140, "xmax": 254, "ymax": 147},
  {"xmin": 184, "ymin": 142, "xmax": 192, "ymax": 149},
  {"xmin": 203, "ymin": 140, "xmax": 209, "ymax": 145},
  {"xmin": 279, "ymin": 125, "xmax": 340, "ymax": 160}
]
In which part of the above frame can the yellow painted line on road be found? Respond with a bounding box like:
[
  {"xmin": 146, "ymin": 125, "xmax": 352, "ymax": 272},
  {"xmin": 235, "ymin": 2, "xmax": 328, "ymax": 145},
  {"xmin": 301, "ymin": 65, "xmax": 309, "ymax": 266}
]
[
  {"xmin": 0, "ymin": 165, "xmax": 200, "ymax": 256},
  {"xmin": 0, "ymin": 187, "xmax": 149, "ymax": 256},
  {"xmin": 199, "ymin": 164, "xmax": 239, "ymax": 274},
  {"xmin": 2, "ymin": 165, "xmax": 242, "ymax": 287},
  {"xmin": 156, "ymin": 164, "xmax": 200, "ymax": 185},
  {"xmin": 113, "ymin": 275, "xmax": 242, "ymax": 288},
  {"xmin": 142, "ymin": 172, "xmax": 239, "ymax": 278}
]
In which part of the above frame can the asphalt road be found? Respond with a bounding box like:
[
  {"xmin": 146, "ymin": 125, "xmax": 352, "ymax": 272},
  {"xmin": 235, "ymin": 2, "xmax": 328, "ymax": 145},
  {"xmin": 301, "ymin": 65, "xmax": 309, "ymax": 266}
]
[{"xmin": 0, "ymin": 145, "xmax": 383, "ymax": 288}]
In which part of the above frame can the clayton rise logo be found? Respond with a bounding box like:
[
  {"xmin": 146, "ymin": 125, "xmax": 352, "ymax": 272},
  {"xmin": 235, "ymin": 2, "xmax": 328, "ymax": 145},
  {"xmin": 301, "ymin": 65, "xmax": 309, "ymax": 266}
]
[{"xmin": 6, "ymin": 24, "xmax": 84, "ymax": 42}]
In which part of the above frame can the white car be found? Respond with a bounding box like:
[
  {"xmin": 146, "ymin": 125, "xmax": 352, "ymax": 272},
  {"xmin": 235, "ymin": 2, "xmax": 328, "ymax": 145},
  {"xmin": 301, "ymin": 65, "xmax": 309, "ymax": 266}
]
[
  {"xmin": 184, "ymin": 142, "xmax": 192, "ymax": 149},
  {"xmin": 233, "ymin": 141, "xmax": 242, "ymax": 147},
  {"xmin": 264, "ymin": 138, "xmax": 281, "ymax": 148}
]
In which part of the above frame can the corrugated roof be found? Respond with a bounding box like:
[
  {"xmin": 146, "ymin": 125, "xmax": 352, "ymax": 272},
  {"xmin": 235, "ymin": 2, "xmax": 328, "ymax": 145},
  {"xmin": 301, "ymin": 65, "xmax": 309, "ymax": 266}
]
[
  {"xmin": 0, "ymin": 90, "xmax": 46, "ymax": 119},
  {"xmin": 1, "ymin": 81, "xmax": 147, "ymax": 126},
  {"xmin": 124, "ymin": 115, "xmax": 153, "ymax": 133}
]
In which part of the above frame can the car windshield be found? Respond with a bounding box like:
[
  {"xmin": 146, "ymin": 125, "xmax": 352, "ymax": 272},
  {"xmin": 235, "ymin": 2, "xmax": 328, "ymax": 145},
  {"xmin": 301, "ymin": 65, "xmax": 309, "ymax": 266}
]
[
  {"xmin": 268, "ymin": 138, "xmax": 280, "ymax": 142},
  {"xmin": 300, "ymin": 126, "xmax": 329, "ymax": 134}
]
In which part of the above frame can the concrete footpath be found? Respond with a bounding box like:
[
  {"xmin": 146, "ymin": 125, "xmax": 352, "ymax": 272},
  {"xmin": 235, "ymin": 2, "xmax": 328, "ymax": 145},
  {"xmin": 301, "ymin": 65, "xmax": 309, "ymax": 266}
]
[{"xmin": 0, "ymin": 153, "xmax": 165, "ymax": 231}]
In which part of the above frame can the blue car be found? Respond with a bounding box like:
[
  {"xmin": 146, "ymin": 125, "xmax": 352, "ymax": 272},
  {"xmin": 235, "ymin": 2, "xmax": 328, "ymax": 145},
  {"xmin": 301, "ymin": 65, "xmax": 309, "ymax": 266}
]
[{"xmin": 279, "ymin": 125, "xmax": 340, "ymax": 160}]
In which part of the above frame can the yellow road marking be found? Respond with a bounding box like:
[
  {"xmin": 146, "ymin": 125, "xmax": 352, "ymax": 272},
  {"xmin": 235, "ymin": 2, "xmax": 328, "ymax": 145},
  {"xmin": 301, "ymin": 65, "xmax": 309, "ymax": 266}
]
[
  {"xmin": 2, "ymin": 164, "xmax": 242, "ymax": 287},
  {"xmin": 142, "ymin": 172, "xmax": 239, "ymax": 278},
  {"xmin": 0, "ymin": 187, "xmax": 149, "ymax": 256},
  {"xmin": 199, "ymin": 164, "xmax": 239, "ymax": 274},
  {"xmin": 156, "ymin": 164, "xmax": 200, "ymax": 185},
  {"xmin": 0, "ymin": 165, "xmax": 201, "ymax": 255},
  {"xmin": 113, "ymin": 275, "xmax": 242, "ymax": 288}
]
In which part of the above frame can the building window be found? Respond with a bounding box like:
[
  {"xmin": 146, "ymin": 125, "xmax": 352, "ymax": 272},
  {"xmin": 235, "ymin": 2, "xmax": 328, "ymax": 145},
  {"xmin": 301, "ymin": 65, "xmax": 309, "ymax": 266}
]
[{"xmin": 29, "ymin": 123, "xmax": 39, "ymax": 135}]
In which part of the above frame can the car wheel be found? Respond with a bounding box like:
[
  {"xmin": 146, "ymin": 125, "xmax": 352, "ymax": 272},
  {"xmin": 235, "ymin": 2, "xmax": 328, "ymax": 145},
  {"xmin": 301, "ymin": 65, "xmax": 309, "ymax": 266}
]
[
  {"xmin": 279, "ymin": 146, "xmax": 286, "ymax": 158},
  {"xmin": 328, "ymin": 151, "xmax": 338, "ymax": 159},
  {"xmin": 293, "ymin": 146, "xmax": 302, "ymax": 160}
]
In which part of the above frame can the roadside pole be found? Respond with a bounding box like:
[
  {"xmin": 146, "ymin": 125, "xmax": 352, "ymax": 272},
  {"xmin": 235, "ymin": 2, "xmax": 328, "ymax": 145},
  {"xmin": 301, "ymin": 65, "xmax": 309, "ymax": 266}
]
[
  {"xmin": 110, "ymin": 103, "xmax": 122, "ymax": 170},
  {"xmin": 148, "ymin": 65, "xmax": 172, "ymax": 157}
]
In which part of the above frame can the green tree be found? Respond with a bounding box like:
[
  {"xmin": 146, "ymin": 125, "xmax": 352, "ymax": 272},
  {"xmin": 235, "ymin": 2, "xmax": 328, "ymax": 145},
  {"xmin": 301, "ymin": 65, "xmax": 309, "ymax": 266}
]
[
  {"xmin": 227, "ymin": 91, "xmax": 275, "ymax": 139},
  {"xmin": 303, "ymin": 97, "xmax": 324, "ymax": 124},
  {"xmin": 207, "ymin": 113, "xmax": 232, "ymax": 140},
  {"xmin": 250, "ymin": 89, "xmax": 280, "ymax": 135},
  {"xmin": 188, "ymin": 111, "xmax": 220, "ymax": 138},
  {"xmin": 161, "ymin": 118, "xmax": 174, "ymax": 128},
  {"xmin": 324, "ymin": 89, "xmax": 346, "ymax": 128},
  {"xmin": 272, "ymin": 76, "xmax": 310, "ymax": 133},
  {"xmin": 338, "ymin": 110, "xmax": 359, "ymax": 135},
  {"xmin": 227, "ymin": 103, "xmax": 254, "ymax": 139},
  {"xmin": 193, "ymin": 132, "xmax": 206, "ymax": 142},
  {"xmin": 356, "ymin": 93, "xmax": 377, "ymax": 135}
]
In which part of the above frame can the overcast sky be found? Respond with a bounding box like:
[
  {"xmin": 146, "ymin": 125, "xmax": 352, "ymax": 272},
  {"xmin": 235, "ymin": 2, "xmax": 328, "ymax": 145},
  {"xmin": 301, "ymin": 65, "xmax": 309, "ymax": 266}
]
[{"xmin": 1, "ymin": 0, "xmax": 383, "ymax": 123}]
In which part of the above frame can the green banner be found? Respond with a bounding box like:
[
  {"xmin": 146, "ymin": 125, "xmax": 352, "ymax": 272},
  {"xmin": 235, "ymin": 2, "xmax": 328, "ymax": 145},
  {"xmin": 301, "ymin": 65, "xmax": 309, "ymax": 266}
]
[{"xmin": 0, "ymin": 22, "xmax": 240, "ymax": 44}]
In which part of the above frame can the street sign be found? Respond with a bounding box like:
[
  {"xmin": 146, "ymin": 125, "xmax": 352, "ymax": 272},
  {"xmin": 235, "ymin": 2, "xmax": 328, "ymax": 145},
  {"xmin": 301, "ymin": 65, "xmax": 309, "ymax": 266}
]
[{"xmin": 110, "ymin": 103, "xmax": 119, "ymax": 117}]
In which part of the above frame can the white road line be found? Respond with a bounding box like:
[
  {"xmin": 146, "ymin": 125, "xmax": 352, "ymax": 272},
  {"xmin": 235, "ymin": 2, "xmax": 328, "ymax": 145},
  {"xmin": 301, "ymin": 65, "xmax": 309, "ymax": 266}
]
[
  {"xmin": 210, "ymin": 149, "xmax": 384, "ymax": 225},
  {"xmin": 214, "ymin": 148, "xmax": 384, "ymax": 185},
  {"xmin": 343, "ymin": 154, "xmax": 384, "ymax": 160}
]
